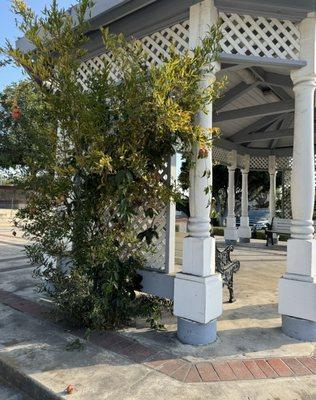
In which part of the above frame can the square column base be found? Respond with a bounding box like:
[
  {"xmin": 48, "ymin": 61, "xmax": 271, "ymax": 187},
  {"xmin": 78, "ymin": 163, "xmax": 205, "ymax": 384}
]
[
  {"xmin": 224, "ymin": 216, "xmax": 238, "ymax": 243},
  {"xmin": 182, "ymin": 236, "xmax": 216, "ymax": 277},
  {"xmin": 286, "ymin": 239, "xmax": 316, "ymax": 278},
  {"xmin": 224, "ymin": 227, "xmax": 238, "ymax": 243},
  {"xmin": 238, "ymin": 226, "xmax": 251, "ymax": 242},
  {"xmin": 279, "ymin": 239, "xmax": 316, "ymax": 324},
  {"xmin": 279, "ymin": 277, "xmax": 316, "ymax": 322},
  {"xmin": 174, "ymin": 273, "xmax": 222, "ymax": 324}
]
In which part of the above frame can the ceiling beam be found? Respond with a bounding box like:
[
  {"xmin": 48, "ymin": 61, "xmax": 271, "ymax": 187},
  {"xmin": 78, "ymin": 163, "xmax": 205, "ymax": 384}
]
[
  {"xmin": 268, "ymin": 86, "xmax": 293, "ymax": 101},
  {"xmin": 216, "ymin": 64, "xmax": 248, "ymax": 76},
  {"xmin": 213, "ymin": 137, "xmax": 274, "ymax": 156},
  {"xmin": 234, "ymin": 128, "xmax": 293, "ymax": 143},
  {"xmin": 250, "ymin": 67, "xmax": 293, "ymax": 100},
  {"xmin": 214, "ymin": 82, "xmax": 258, "ymax": 111},
  {"xmin": 213, "ymin": 100, "xmax": 294, "ymax": 122},
  {"xmin": 250, "ymin": 67, "xmax": 292, "ymax": 88},
  {"xmin": 264, "ymin": 72, "xmax": 293, "ymax": 88},
  {"xmin": 229, "ymin": 114, "xmax": 283, "ymax": 141}
]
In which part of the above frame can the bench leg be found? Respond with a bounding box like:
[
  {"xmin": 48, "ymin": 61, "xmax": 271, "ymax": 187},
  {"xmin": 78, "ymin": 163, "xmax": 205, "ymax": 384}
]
[{"xmin": 228, "ymin": 275, "xmax": 236, "ymax": 303}]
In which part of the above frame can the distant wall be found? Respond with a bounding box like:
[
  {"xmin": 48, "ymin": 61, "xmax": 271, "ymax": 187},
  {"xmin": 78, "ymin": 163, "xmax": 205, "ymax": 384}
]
[{"xmin": 0, "ymin": 186, "xmax": 27, "ymax": 209}]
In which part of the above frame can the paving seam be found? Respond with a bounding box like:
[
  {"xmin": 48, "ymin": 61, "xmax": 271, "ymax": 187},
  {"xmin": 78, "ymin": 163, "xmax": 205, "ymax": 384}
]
[
  {"xmin": 0, "ymin": 240, "xmax": 27, "ymax": 248},
  {"xmin": 0, "ymin": 256, "xmax": 28, "ymax": 263},
  {"xmin": 0, "ymin": 264, "xmax": 33, "ymax": 273}
]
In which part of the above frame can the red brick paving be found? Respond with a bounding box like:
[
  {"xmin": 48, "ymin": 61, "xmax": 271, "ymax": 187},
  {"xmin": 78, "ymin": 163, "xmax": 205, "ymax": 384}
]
[
  {"xmin": 171, "ymin": 362, "xmax": 191, "ymax": 382},
  {"xmin": 195, "ymin": 361, "xmax": 219, "ymax": 382},
  {"xmin": 267, "ymin": 358, "xmax": 294, "ymax": 377},
  {"xmin": 0, "ymin": 288, "xmax": 316, "ymax": 384},
  {"xmin": 212, "ymin": 362, "xmax": 237, "ymax": 381},
  {"xmin": 195, "ymin": 362, "xmax": 219, "ymax": 382},
  {"xmin": 228, "ymin": 360, "xmax": 254, "ymax": 380},
  {"xmin": 159, "ymin": 359, "xmax": 186, "ymax": 375},
  {"xmin": 297, "ymin": 357, "xmax": 316, "ymax": 374},
  {"xmin": 243, "ymin": 359, "xmax": 266, "ymax": 379},
  {"xmin": 185, "ymin": 365, "xmax": 202, "ymax": 383},
  {"xmin": 256, "ymin": 359, "xmax": 279, "ymax": 378},
  {"xmin": 283, "ymin": 358, "xmax": 312, "ymax": 376}
]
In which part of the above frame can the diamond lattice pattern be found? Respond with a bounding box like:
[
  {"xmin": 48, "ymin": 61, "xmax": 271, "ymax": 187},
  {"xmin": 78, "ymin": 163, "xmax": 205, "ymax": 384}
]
[{"xmin": 219, "ymin": 13, "xmax": 300, "ymax": 60}]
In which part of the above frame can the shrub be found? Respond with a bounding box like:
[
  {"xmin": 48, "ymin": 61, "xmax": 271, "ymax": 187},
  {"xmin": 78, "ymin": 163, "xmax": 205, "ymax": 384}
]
[{"xmin": 2, "ymin": 0, "xmax": 224, "ymax": 330}]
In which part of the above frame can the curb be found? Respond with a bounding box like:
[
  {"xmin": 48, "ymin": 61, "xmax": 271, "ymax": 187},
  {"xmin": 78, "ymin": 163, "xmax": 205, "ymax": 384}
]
[{"xmin": 0, "ymin": 354, "xmax": 64, "ymax": 400}]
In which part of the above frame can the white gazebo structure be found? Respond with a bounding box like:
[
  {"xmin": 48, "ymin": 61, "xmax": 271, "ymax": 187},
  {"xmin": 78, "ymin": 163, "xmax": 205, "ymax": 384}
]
[{"xmin": 18, "ymin": 0, "xmax": 316, "ymax": 345}]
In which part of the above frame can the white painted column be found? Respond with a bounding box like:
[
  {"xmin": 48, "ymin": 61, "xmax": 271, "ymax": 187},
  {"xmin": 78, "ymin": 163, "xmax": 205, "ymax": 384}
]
[
  {"xmin": 279, "ymin": 12, "xmax": 316, "ymax": 341},
  {"xmin": 173, "ymin": 0, "xmax": 222, "ymax": 345},
  {"xmin": 165, "ymin": 154, "xmax": 177, "ymax": 274},
  {"xmin": 224, "ymin": 150, "xmax": 238, "ymax": 243},
  {"xmin": 238, "ymin": 155, "xmax": 251, "ymax": 243},
  {"xmin": 269, "ymin": 155, "xmax": 276, "ymax": 221}
]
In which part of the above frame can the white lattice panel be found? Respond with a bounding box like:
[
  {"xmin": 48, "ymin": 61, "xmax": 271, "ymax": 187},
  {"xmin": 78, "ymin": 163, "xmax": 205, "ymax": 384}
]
[
  {"xmin": 76, "ymin": 21, "xmax": 185, "ymax": 271},
  {"xmin": 219, "ymin": 13, "xmax": 300, "ymax": 60},
  {"xmin": 140, "ymin": 163, "xmax": 170, "ymax": 272},
  {"xmin": 277, "ymin": 157, "xmax": 292, "ymax": 170},
  {"xmin": 78, "ymin": 12, "xmax": 302, "ymax": 88},
  {"xmin": 250, "ymin": 156, "xmax": 269, "ymax": 170},
  {"xmin": 212, "ymin": 146, "xmax": 229, "ymax": 166},
  {"xmin": 282, "ymin": 169, "xmax": 292, "ymax": 219},
  {"xmin": 141, "ymin": 21, "xmax": 190, "ymax": 66},
  {"xmin": 144, "ymin": 210, "xmax": 167, "ymax": 271},
  {"xmin": 77, "ymin": 20, "xmax": 190, "ymax": 88}
]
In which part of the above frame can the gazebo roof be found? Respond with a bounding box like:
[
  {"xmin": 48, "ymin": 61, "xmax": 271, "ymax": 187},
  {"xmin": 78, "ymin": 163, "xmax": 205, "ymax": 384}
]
[
  {"xmin": 72, "ymin": 0, "xmax": 313, "ymax": 158},
  {"xmin": 16, "ymin": 0, "xmax": 316, "ymax": 160},
  {"xmin": 214, "ymin": 64, "xmax": 297, "ymax": 157},
  {"xmin": 79, "ymin": 0, "xmax": 314, "ymax": 158}
]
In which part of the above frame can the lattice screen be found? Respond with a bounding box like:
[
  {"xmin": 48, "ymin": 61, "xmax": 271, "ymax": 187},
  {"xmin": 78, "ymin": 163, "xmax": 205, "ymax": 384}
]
[
  {"xmin": 140, "ymin": 163, "xmax": 170, "ymax": 272},
  {"xmin": 77, "ymin": 22, "xmax": 186, "ymax": 271},
  {"xmin": 141, "ymin": 21, "xmax": 190, "ymax": 66},
  {"xmin": 219, "ymin": 13, "xmax": 300, "ymax": 60},
  {"xmin": 277, "ymin": 157, "xmax": 292, "ymax": 170},
  {"xmin": 212, "ymin": 146, "xmax": 229, "ymax": 166},
  {"xmin": 282, "ymin": 169, "xmax": 292, "ymax": 219},
  {"xmin": 78, "ymin": 11, "xmax": 302, "ymax": 88},
  {"xmin": 78, "ymin": 20, "xmax": 190, "ymax": 89},
  {"xmin": 249, "ymin": 156, "xmax": 269, "ymax": 171}
]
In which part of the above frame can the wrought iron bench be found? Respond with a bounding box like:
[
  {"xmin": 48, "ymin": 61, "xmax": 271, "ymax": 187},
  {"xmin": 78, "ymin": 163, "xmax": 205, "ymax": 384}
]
[
  {"xmin": 265, "ymin": 217, "xmax": 316, "ymax": 246},
  {"xmin": 264, "ymin": 217, "xmax": 291, "ymax": 246},
  {"xmin": 215, "ymin": 245, "xmax": 240, "ymax": 303}
]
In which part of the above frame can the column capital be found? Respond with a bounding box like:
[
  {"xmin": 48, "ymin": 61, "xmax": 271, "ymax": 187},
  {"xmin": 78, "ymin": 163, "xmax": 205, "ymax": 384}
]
[
  {"xmin": 189, "ymin": 0, "xmax": 218, "ymax": 49},
  {"xmin": 241, "ymin": 154, "xmax": 250, "ymax": 174},
  {"xmin": 268, "ymin": 155, "xmax": 276, "ymax": 175},
  {"xmin": 189, "ymin": 0, "xmax": 220, "ymax": 75},
  {"xmin": 227, "ymin": 149, "xmax": 237, "ymax": 170},
  {"xmin": 291, "ymin": 13, "xmax": 316, "ymax": 85}
]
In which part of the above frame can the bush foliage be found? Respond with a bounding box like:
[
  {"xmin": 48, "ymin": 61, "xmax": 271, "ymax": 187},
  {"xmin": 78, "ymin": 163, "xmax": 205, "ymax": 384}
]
[{"xmin": 1, "ymin": 0, "xmax": 224, "ymax": 329}]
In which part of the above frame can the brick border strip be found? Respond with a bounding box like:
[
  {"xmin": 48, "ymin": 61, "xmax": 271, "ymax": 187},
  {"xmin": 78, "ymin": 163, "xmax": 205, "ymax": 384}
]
[{"xmin": 0, "ymin": 289, "xmax": 316, "ymax": 384}]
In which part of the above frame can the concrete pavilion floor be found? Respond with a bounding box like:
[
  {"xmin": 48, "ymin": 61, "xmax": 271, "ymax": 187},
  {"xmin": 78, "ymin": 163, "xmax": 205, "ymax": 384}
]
[
  {"xmin": 121, "ymin": 234, "xmax": 315, "ymax": 362},
  {"xmin": 0, "ymin": 219, "xmax": 316, "ymax": 399}
]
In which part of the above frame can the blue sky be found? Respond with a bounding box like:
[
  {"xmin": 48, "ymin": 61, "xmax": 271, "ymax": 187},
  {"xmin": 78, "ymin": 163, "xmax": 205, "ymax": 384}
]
[{"xmin": 0, "ymin": 0, "xmax": 75, "ymax": 90}]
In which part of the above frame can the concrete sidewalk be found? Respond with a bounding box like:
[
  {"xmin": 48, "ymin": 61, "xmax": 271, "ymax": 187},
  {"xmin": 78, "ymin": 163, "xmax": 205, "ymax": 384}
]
[
  {"xmin": 0, "ymin": 379, "xmax": 30, "ymax": 400},
  {"xmin": 0, "ymin": 230, "xmax": 316, "ymax": 399}
]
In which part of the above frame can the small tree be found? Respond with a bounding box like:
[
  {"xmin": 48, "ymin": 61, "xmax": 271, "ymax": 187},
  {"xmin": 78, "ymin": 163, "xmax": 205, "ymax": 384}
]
[
  {"xmin": 1, "ymin": 0, "xmax": 225, "ymax": 329},
  {"xmin": 0, "ymin": 80, "xmax": 53, "ymax": 170}
]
